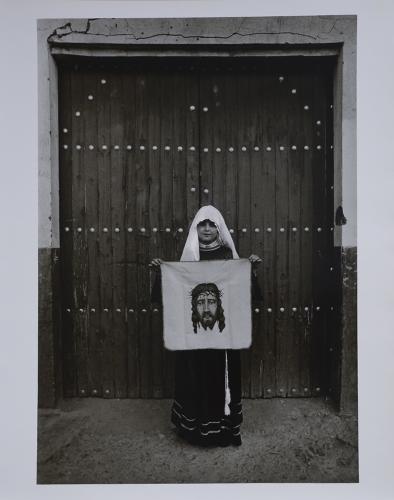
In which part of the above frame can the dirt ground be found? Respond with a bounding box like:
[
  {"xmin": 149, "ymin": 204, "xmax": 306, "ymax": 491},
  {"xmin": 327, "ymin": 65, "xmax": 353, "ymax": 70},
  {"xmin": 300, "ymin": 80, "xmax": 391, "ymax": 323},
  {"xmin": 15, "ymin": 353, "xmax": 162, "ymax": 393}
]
[{"xmin": 37, "ymin": 397, "xmax": 358, "ymax": 484}]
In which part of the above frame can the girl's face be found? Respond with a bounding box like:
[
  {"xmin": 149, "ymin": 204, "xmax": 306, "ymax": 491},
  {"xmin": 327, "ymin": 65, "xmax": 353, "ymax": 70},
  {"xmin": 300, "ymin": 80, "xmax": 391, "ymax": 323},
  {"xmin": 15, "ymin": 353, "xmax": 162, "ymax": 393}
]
[{"xmin": 197, "ymin": 219, "xmax": 218, "ymax": 244}]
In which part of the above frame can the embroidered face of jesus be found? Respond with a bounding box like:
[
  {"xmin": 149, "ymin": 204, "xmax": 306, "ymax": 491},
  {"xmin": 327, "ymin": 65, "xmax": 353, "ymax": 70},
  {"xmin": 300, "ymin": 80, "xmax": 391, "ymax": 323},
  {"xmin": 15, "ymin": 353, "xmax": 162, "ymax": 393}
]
[{"xmin": 190, "ymin": 283, "xmax": 225, "ymax": 333}]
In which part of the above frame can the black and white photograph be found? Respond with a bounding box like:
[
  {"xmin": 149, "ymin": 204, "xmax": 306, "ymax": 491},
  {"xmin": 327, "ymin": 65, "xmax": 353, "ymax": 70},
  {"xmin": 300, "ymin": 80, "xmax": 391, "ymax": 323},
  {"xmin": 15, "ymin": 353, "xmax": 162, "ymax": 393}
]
[
  {"xmin": 35, "ymin": 13, "xmax": 359, "ymax": 484},
  {"xmin": 1, "ymin": 0, "xmax": 394, "ymax": 498}
]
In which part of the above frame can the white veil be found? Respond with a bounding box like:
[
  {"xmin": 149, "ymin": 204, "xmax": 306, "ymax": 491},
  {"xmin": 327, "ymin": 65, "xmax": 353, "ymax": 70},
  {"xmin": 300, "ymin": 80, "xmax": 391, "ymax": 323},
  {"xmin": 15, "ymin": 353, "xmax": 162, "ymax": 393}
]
[{"xmin": 180, "ymin": 205, "xmax": 239, "ymax": 261}]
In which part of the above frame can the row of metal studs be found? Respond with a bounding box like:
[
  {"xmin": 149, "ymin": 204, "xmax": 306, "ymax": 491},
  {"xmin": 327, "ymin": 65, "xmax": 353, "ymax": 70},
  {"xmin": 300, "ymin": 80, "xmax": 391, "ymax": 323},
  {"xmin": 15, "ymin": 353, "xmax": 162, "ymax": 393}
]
[
  {"xmin": 72, "ymin": 75, "xmax": 335, "ymax": 95},
  {"xmin": 272, "ymin": 387, "xmax": 322, "ymax": 394},
  {"xmin": 73, "ymin": 104, "xmax": 320, "ymax": 112},
  {"xmin": 87, "ymin": 75, "xmax": 332, "ymax": 87},
  {"xmin": 65, "ymin": 305, "xmax": 336, "ymax": 313},
  {"xmin": 77, "ymin": 386, "xmax": 323, "ymax": 396},
  {"xmin": 66, "ymin": 307, "xmax": 160, "ymax": 313},
  {"xmin": 62, "ymin": 144, "xmax": 332, "ymax": 152},
  {"xmin": 79, "ymin": 389, "xmax": 111, "ymax": 395},
  {"xmin": 63, "ymin": 226, "xmax": 334, "ymax": 233},
  {"xmin": 73, "ymin": 90, "xmax": 329, "ymax": 107}
]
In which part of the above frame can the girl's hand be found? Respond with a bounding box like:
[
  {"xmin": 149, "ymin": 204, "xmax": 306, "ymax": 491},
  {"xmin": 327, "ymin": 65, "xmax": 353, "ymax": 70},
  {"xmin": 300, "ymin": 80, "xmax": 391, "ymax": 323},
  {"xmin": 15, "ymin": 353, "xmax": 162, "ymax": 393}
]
[
  {"xmin": 248, "ymin": 254, "xmax": 262, "ymax": 266},
  {"xmin": 149, "ymin": 258, "xmax": 163, "ymax": 270}
]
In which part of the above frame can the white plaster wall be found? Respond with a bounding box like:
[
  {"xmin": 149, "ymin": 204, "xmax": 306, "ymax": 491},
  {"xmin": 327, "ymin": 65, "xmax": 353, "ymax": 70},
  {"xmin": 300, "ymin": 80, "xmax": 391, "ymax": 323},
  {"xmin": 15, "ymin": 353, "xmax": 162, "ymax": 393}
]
[
  {"xmin": 37, "ymin": 22, "xmax": 53, "ymax": 248},
  {"xmin": 341, "ymin": 27, "xmax": 357, "ymax": 247},
  {"xmin": 38, "ymin": 19, "xmax": 62, "ymax": 248}
]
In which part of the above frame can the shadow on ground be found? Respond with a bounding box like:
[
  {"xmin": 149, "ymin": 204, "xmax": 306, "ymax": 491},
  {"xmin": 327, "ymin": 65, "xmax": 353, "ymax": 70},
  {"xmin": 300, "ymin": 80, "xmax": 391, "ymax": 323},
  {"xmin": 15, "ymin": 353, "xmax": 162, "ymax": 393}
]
[{"xmin": 37, "ymin": 398, "xmax": 358, "ymax": 483}]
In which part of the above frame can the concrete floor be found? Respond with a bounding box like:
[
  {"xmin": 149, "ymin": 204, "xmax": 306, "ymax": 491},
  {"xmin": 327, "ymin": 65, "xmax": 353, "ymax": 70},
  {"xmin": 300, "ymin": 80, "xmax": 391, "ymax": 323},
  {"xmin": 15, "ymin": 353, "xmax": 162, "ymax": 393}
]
[{"xmin": 37, "ymin": 398, "xmax": 358, "ymax": 484}]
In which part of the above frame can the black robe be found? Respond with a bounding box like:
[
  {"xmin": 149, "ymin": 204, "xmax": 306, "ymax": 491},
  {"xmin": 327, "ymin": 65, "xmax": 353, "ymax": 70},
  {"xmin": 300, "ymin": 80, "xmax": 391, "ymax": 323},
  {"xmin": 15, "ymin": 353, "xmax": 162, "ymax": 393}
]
[{"xmin": 151, "ymin": 245, "xmax": 262, "ymax": 447}]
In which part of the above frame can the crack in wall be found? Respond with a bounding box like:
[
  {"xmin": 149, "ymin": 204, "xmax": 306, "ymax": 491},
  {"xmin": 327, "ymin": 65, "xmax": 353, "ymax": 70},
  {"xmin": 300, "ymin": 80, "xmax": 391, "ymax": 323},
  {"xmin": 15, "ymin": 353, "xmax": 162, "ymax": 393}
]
[
  {"xmin": 47, "ymin": 19, "xmax": 97, "ymax": 42},
  {"xmin": 316, "ymin": 20, "xmax": 341, "ymax": 41},
  {"xmin": 327, "ymin": 21, "xmax": 339, "ymax": 34},
  {"xmin": 48, "ymin": 23, "xmax": 318, "ymax": 43}
]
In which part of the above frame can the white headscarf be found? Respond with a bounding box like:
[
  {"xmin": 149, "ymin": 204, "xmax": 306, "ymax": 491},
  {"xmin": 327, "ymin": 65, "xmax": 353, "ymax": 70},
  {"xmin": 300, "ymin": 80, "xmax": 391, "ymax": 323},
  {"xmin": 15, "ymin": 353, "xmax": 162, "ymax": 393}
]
[{"xmin": 180, "ymin": 205, "xmax": 239, "ymax": 261}]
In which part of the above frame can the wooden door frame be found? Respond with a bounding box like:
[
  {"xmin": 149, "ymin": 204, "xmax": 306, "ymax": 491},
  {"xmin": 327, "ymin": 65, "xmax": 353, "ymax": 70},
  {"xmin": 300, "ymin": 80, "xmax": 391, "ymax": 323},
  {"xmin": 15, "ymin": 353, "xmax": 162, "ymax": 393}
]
[{"xmin": 37, "ymin": 16, "xmax": 357, "ymax": 415}]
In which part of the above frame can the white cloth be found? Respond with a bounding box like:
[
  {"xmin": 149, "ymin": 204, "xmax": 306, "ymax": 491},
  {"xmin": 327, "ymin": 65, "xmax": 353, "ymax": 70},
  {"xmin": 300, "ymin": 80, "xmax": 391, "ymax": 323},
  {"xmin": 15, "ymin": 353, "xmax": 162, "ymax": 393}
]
[
  {"xmin": 180, "ymin": 205, "xmax": 239, "ymax": 261},
  {"xmin": 161, "ymin": 259, "xmax": 252, "ymax": 350}
]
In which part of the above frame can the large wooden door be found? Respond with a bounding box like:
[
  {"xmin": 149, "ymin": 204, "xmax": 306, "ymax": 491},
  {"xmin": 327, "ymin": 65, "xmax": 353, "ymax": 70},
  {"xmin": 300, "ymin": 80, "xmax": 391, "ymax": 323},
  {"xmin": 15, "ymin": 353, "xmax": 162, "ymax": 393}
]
[{"xmin": 58, "ymin": 57, "xmax": 334, "ymax": 399}]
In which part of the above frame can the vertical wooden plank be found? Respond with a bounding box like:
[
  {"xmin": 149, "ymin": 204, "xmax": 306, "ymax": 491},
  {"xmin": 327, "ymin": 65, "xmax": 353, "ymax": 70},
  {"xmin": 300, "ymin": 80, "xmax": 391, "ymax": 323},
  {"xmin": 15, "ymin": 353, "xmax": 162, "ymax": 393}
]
[
  {"xmin": 287, "ymin": 70, "xmax": 303, "ymax": 398},
  {"xmin": 260, "ymin": 66, "xmax": 277, "ymax": 398},
  {"xmin": 135, "ymin": 65, "xmax": 152, "ymax": 398},
  {"xmin": 236, "ymin": 68, "xmax": 252, "ymax": 398},
  {"xmin": 172, "ymin": 64, "xmax": 189, "ymax": 269},
  {"xmin": 96, "ymin": 64, "xmax": 115, "ymax": 398},
  {"xmin": 249, "ymin": 64, "xmax": 265, "ymax": 398},
  {"xmin": 298, "ymin": 70, "xmax": 315, "ymax": 397},
  {"xmin": 274, "ymin": 67, "xmax": 291, "ymax": 398},
  {"xmin": 185, "ymin": 65, "xmax": 200, "ymax": 224},
  {"xmin": 159, "ymin": 67, "xmax": 179, "ymax": 397},
  {"xmin": 158, "ymin": 69, "xmax": 173, "ymax": 398},
  {"xmin": 124, "ymin": 66, "xmax": 140, "ymax": 398},
  {"xmin": 210, "ymin": 66, "xmax": 227, "ymax": 214},
  {"xmin": 58, "ymin": 66, "xmax": 77, "ymax": 397},
  {"xmin": 83, "ymin": 67, "xmax": 102, "ymax": 396},
  {"xmin": 199, "ymin": 65, "xmax": 214, "ymax": 208},
  {"xmin": 197, "ymin": 61, "xmax": 230, "ymax": 215},
  {"xmin": 70, "ymin": 65, "xmax": 89, "ymax": 397},
  {"xmin": 310, "ymin": 66, "xmax": 329, "ymax": 397},
  {"xmin": 110, "ymin": 67, "xmax": 128, "ymax": 397},
  {"xmin": 159, "ymin": 69, "xmax": 174, "ymax": 268},
  {"xmin": 223, "ymin": 65, "xmax": 238, "ymax": 248},
  {"xmin": 147, "ymin": 66, "xmax": 164, "ymax": 398}
]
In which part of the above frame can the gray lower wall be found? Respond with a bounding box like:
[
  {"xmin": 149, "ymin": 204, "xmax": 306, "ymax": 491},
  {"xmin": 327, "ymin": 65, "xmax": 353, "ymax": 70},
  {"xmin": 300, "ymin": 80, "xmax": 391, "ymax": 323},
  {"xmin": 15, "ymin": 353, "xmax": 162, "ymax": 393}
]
[
  {"xmin": 38, "ymin": 248, "xmax": 61, "ymax": 408},
  {"xmin": 340, "ymin": 247, "xmax": 358, "ymax": 415}
]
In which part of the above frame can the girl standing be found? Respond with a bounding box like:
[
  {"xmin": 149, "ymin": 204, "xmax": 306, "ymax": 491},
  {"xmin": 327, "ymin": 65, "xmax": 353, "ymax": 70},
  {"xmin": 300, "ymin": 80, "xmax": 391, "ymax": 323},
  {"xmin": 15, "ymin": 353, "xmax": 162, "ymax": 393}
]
[{"xmin": 151, "ymin": 205, "xmax": 262, "ymax": 447}]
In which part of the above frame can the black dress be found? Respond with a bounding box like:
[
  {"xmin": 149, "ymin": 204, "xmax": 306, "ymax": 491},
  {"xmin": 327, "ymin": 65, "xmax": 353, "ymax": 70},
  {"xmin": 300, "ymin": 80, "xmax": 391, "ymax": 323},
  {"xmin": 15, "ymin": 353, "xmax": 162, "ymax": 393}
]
[{"xmin": 151, "ymin": 245, "xmax": 261, "ymax": 447}]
